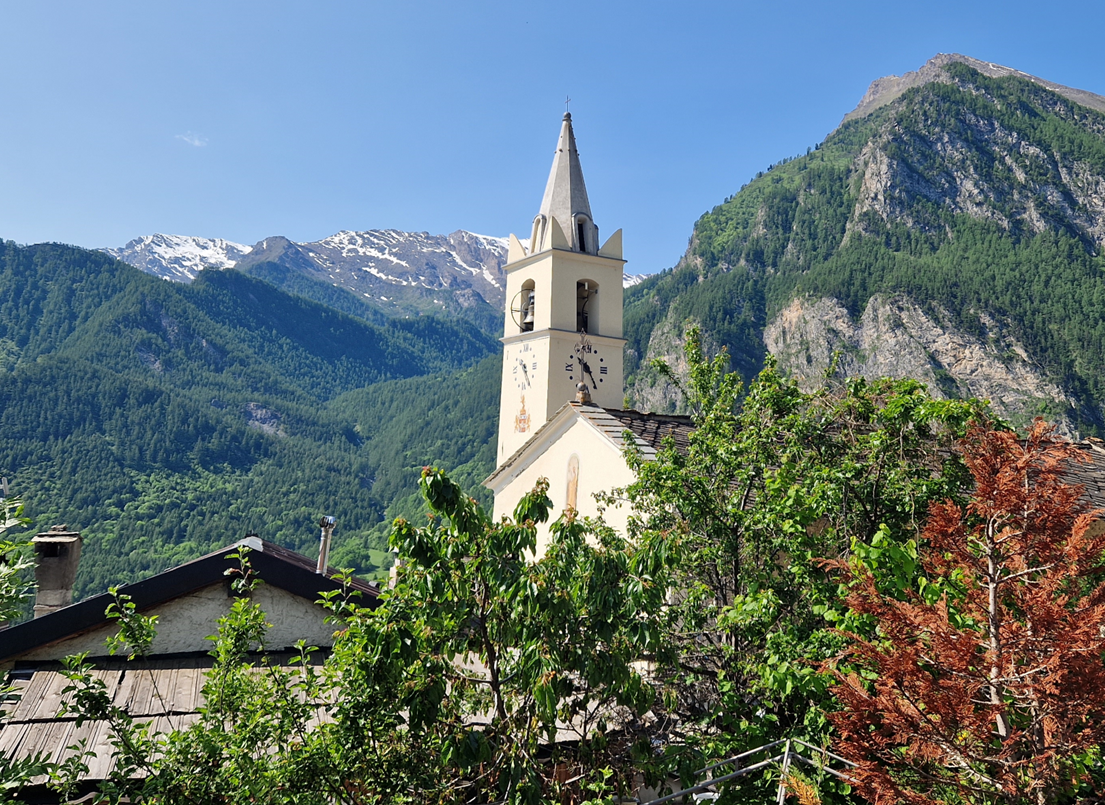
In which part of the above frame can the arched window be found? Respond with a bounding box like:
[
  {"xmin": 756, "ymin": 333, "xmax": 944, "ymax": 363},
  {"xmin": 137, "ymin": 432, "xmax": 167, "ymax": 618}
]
[
  {"xmin": 574, "ymin": 214, "xmax": 591, "ymax": 254},
  {"xmin": 512, "ymin": 279, "xmax": 536, "ymax": 333},
  {"xmin": 576, "ymin": 279, "xmax": 598, "ymax": 333}
]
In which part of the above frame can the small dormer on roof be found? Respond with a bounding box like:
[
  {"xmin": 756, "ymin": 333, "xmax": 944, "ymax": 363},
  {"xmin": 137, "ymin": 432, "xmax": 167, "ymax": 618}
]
[{"xmin": 529, "ymin": 112, "xmax": 598, "ymax": 256}]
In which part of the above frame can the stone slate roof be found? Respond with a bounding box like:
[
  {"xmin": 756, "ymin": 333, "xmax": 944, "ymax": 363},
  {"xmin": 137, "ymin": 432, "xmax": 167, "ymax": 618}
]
[
  {"xmin": 485, "ymin": 403, "xmax": 694, "ymax": 486},
  {"xmin": 600, "ymin": 408, "xmax": 694, "ymax": 458},
  {"xmin": 1068, "ymin": 439, "xmax": 1105, "ymax": 510}
]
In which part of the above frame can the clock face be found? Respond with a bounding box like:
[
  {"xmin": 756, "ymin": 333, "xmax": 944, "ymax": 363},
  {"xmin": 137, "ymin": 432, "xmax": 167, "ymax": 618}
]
[
  {"xmin": 511, "ymin": 343, "xmax": 537, "ymax": 390},
  {"xmin": 514, "ymin": 357, "xmax": 530, "ymax": 389},
  {"xmin": 564, "ymin": 341, "xmax": 608, "ymax": 386}
]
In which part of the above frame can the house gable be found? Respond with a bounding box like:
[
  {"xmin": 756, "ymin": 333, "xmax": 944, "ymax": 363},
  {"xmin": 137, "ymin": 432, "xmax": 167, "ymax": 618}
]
[{"xmin": 0, "ymin": 537, "xmax": 378, "ymax": 665}]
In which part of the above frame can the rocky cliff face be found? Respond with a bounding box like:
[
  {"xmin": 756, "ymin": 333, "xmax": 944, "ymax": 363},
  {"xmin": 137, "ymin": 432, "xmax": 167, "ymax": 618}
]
[
  {"xmin": 764, "ymin": 295, "xmax": 1079, "ymax": 433},
  {"xmin": 628, "ymin": 292, "xmax": 1085, "ymax": 434},
  {"xmin": 626, "ymin": 309, "xmax": 739, "ymax": 415},
  {"xmin": 844, "ymin": 70, "xmax": 1105, "ymax": 249}
]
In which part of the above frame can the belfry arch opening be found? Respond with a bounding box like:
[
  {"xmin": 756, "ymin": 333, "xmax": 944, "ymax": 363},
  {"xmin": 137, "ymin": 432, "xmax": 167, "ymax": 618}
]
[
  {"xmin": 574, "ymin": 214, "xmax": 593, "ymax": 254},
  {"xmin": 517, "ymin": 278, "xmax": 534, "ymax": 331},
  {"xmin": 576, "ymin": 280, "xmax": 598, "ymax": 333},
  {"xmin": 511, "ymin": 279, "xmax": 536, "ymax": 333}
]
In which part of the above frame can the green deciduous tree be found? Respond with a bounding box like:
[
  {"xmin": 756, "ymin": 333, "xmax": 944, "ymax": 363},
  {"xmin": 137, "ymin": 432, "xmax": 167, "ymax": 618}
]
[
  {"xmin": 619, "ymin": 328, "xmax": 984, "ymax": 784},
  {"xmin": 0, "ymin": 493, "xmax": 39, "ymax": 797},
  {"xmin": 0, "ymin": 494, "xmax": 31, "ymax": 624},
  {"xmin": 43, "ymin": 471, "xmax": 662, "ymax": 804}
]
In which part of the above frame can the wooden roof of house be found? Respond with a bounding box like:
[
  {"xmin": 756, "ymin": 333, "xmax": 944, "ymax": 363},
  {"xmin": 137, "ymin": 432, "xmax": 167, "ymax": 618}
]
[
  {"xmin": 1, "ymin": 538, "xmax": 372, "ymax": 801},
  {"xmin": 1, "ymin": 652, "xmax": 328, "ymax": 801}
]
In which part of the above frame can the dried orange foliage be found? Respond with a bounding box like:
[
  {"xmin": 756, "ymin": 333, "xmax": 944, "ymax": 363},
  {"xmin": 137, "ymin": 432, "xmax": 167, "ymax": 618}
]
[
  {"xmin": 829, "ymin": 421, "xmax": 1105, "ymax": 805},
  {"xmin": 784, "ymin": 772, "xmax": 823, "ymax": 805}
]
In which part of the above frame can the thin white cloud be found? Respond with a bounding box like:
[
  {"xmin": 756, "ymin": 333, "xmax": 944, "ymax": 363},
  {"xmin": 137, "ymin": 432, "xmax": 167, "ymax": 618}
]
[{"xmin": 175, "ymin": 132, "xmax": 208, "ymax": 147}]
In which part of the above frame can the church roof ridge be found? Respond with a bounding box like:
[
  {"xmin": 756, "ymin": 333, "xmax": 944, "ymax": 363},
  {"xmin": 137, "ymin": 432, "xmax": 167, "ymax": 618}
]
[{"xmin": 601, "ymin": 407, "xmax": 694, "ymax": 425}]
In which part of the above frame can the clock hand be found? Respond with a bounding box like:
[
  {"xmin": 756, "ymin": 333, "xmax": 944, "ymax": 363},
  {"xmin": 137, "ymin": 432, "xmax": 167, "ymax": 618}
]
[{"xmin": 580, "ymin": 357, "xmax": 598, "ymax": 390}]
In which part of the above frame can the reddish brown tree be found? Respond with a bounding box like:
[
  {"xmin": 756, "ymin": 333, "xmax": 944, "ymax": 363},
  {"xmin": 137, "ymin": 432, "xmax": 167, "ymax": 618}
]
[{"xmin": 829, "ymin": 421, "xmax": 1105, "ymax": 805}]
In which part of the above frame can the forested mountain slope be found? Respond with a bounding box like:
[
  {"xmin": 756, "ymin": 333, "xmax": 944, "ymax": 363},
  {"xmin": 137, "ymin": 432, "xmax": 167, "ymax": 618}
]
[
  {"xmin": 625, "ymin": 56, "xmax": 1105, "ymax": 435},
  {"xmin": 0, "ymin": 240, "xmax": 500, "ymax": 599}
]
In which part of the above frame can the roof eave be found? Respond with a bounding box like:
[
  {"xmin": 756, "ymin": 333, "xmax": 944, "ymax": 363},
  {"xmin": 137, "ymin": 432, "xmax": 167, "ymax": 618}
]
[{"xmin": 0, "ymin": 540, "xmax": 379, "ymax": 663}]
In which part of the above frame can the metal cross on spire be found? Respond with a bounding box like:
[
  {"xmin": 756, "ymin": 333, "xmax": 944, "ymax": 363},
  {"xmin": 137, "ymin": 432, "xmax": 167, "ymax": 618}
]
[{"xmin": 564, "ymin": 95, "xmax": 571, "ymax": 114}]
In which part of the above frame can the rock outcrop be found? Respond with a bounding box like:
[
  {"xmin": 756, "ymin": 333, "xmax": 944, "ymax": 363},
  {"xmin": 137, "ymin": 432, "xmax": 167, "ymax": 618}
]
[{"xmin": 764, "ymin": 295, "xmax": 1081, "ymax": 434}]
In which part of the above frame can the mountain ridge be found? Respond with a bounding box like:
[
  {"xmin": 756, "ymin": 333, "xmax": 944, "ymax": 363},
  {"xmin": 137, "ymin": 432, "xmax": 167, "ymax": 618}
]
[
  {"xmin": 104, "ymin": 229, "xmax": 650, "ymax": 328},
  {"xmin": 626, "ymin": 55, "xmax": 1105, "ymax": 436},
  {"xmin": 102, "ymin": 229, "xmax": 509, "ymax": 326},
  {"xmin": 841, "ymin": 53, "xmax": 1105, "ymax": 127}
]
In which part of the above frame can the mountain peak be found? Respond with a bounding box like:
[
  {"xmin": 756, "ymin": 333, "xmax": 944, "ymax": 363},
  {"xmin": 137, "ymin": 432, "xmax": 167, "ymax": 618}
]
[
  {"xmin": 103, "ymin": 234, "xmax": 253, "ymax": 281},
  {"xmin": 840, "ymin": 53, "xmax": 1105, "ymax": 128}
]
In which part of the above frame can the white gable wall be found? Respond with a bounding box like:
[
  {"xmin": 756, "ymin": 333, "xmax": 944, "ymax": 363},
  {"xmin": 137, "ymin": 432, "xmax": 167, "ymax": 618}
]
[
  {"xmin": 491, "ymin": 415, "xmax": 636, "ymax": 555},
  {"xmin": 12, "ymin": 583, "xmax": 338, "ymax": 663}
]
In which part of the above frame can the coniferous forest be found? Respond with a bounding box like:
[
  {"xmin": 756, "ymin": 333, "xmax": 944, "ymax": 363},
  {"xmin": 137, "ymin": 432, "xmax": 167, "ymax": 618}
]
[{"xmin": 0, "ymin": 239, "xmax": 502, "ymax": 599}]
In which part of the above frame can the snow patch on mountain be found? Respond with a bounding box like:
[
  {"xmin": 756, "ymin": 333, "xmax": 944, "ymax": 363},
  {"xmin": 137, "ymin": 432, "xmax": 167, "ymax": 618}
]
[
  {"xmin": 106, "ymin": 229, "xmax": 642, "ymax": 312},
  {"xmin": 103, "ymin": 234, "xmax": 253, "ymax": 282}
]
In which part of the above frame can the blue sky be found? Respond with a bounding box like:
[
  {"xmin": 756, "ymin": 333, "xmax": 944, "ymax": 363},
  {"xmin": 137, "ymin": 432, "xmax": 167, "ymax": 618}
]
[{"xmin": 2, "ymin": 1, "xmax": 1104, "ymax": 275}]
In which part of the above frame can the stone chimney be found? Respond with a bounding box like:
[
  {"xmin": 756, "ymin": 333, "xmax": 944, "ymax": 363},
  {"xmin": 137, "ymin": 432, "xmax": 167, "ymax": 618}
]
[{"xmin": 32, "ymin": 525, "xmax": 82, "ymax": 618}]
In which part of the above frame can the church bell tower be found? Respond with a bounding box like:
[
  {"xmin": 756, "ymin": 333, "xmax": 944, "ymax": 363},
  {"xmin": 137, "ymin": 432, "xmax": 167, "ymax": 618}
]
[{"xmin": 496, "ymin": 113, "xmax": 627, "ymax": 462}]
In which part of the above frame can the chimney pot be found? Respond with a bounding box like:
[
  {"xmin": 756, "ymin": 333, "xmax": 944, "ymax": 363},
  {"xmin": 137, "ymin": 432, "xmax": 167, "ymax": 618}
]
[{"xmin": 31, "ymin": 526, "xmax": 82, "ymax": 618}]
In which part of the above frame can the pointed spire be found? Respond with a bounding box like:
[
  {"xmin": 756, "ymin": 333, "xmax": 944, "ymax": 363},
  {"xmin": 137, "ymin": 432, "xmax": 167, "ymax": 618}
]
[{"xmin": 531, "ymin": 113, "xmax": 598, "ymax": 255}]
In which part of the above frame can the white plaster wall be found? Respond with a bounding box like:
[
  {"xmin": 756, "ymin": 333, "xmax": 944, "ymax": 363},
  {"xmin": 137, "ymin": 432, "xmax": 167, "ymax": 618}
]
[
  {"xmin": 503, "ymin": 249, "xmax": 625, "ymax": 339},
  {"xmin": 493, "ymin": 417, "xmax": 637, "ymax": 555},
  {"xmin": 498, "ymin": 330, "xmax": 625, "ymax": 464},
  {"xmin": 499, "ymin": 332, "xmax": 556, "ymax": 462},
  {"xmin": 16, "ymin": 583, "xmax": 339, "ymax": 662}
]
